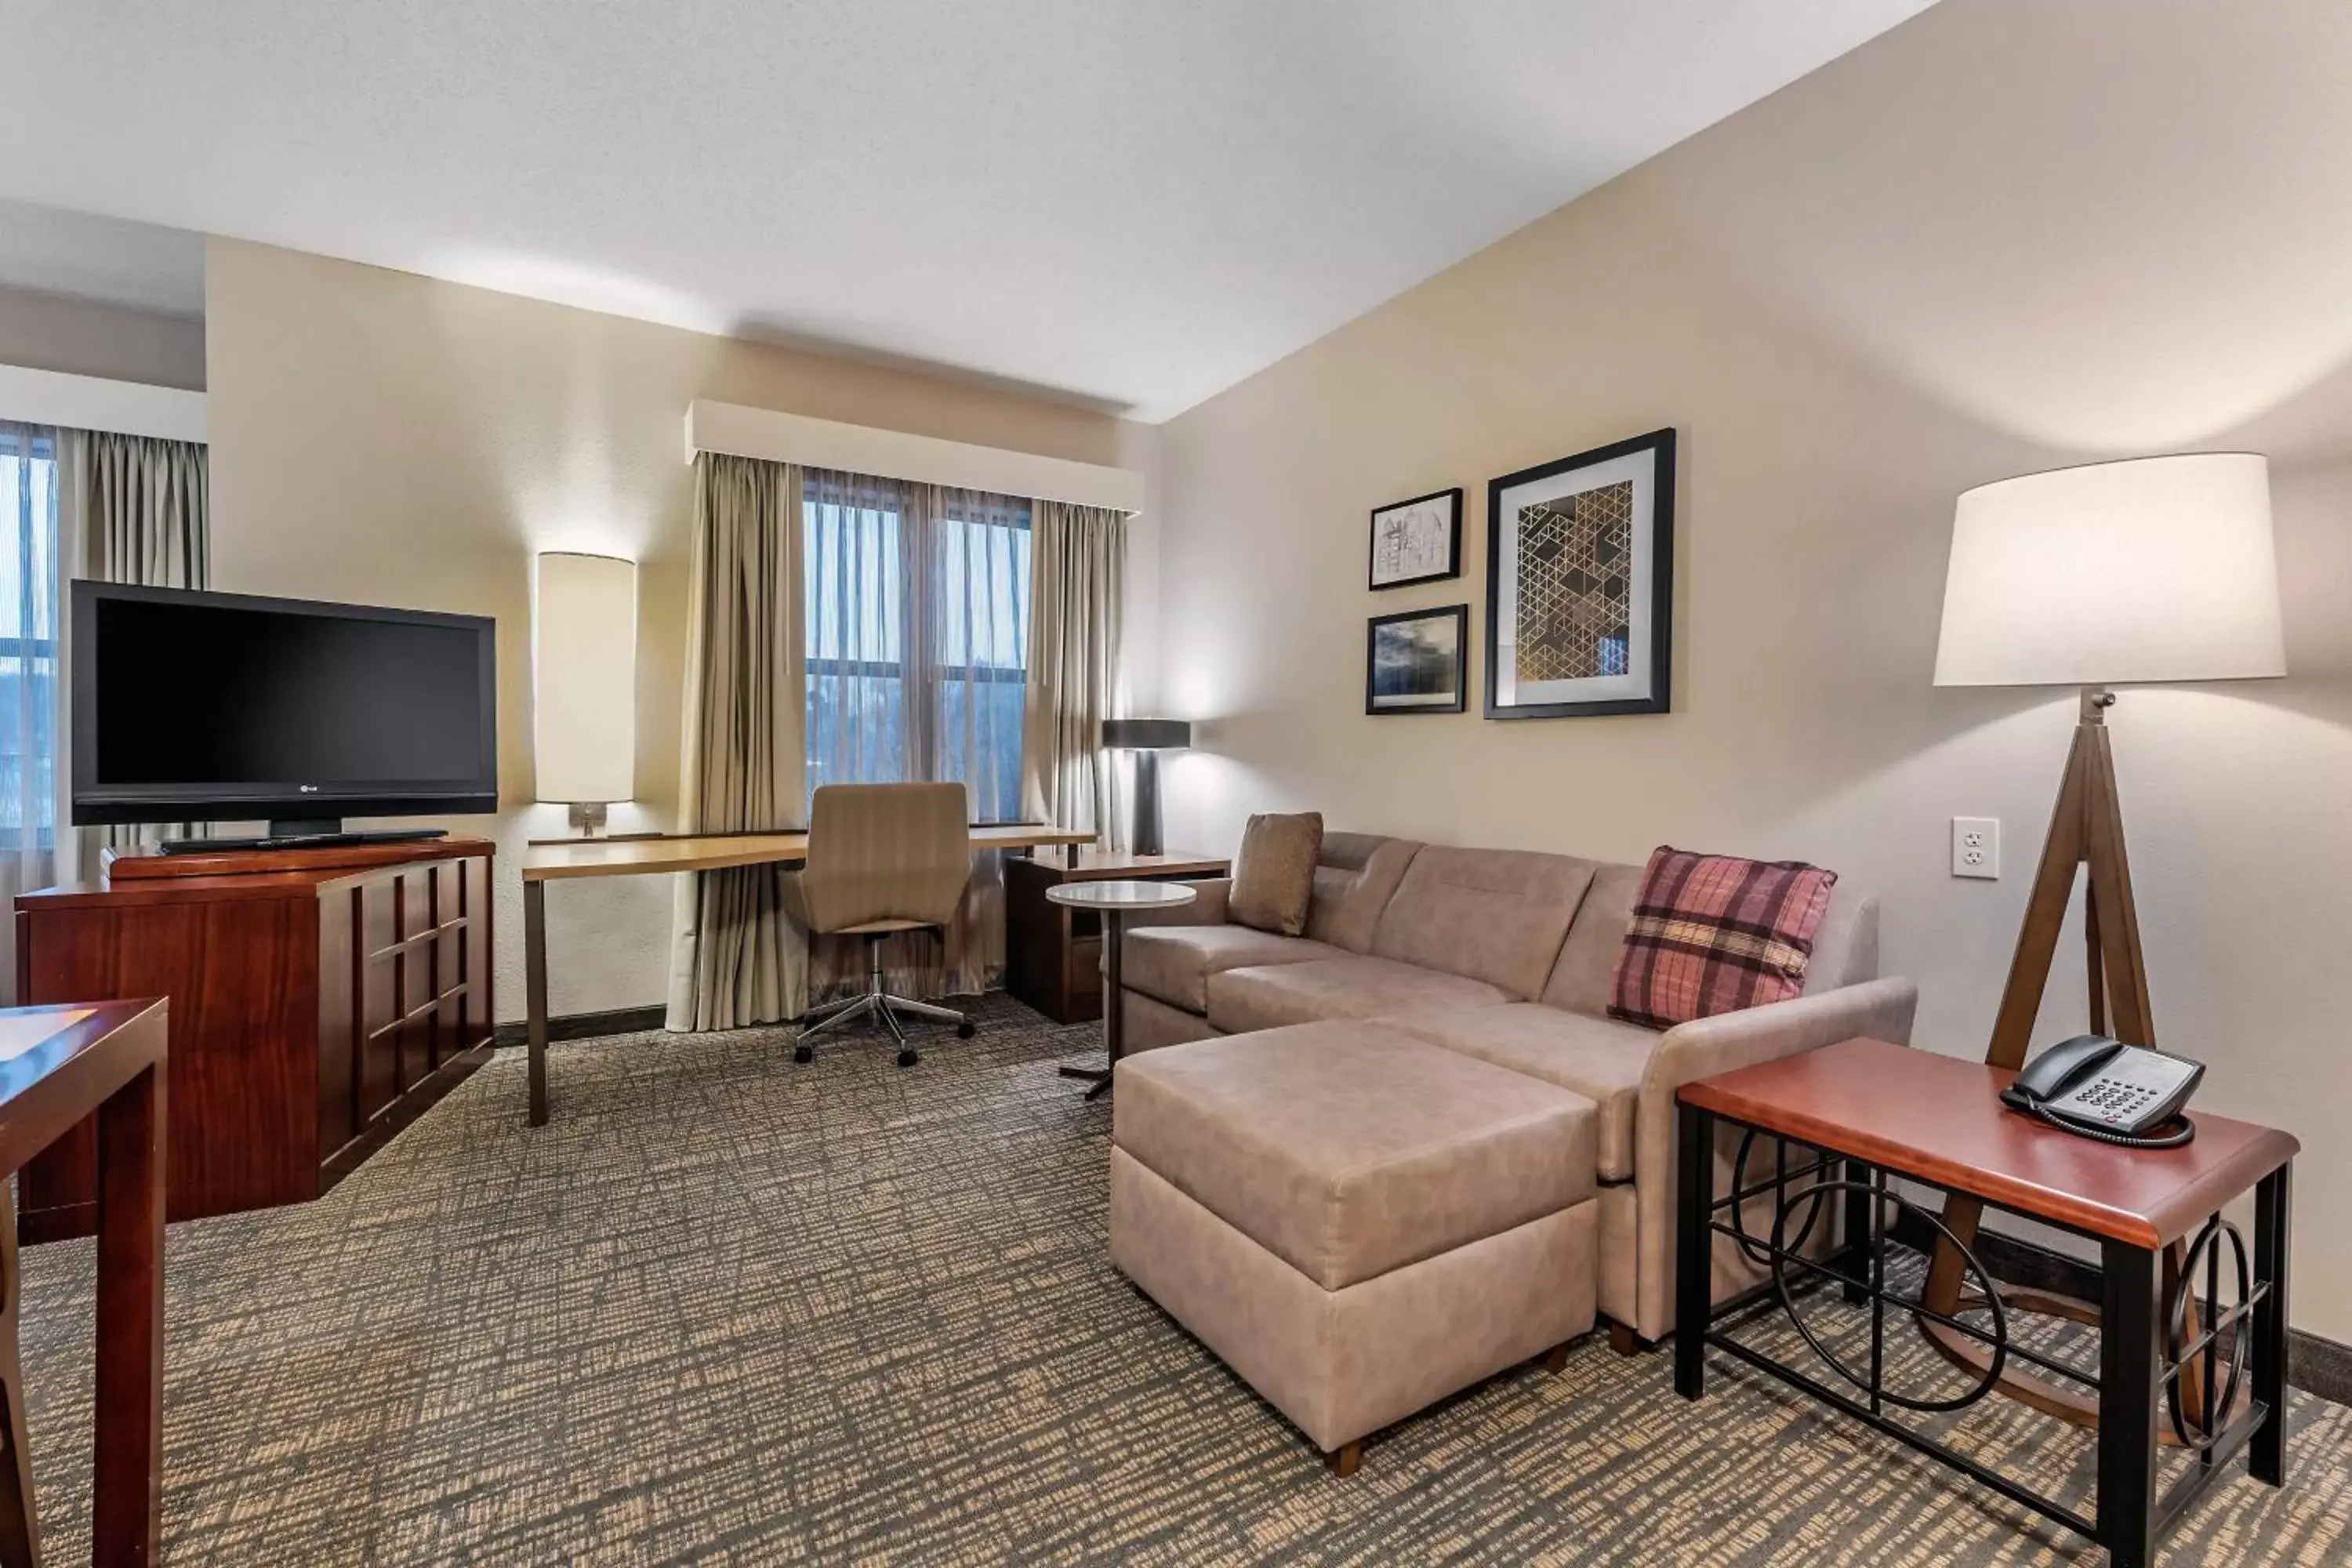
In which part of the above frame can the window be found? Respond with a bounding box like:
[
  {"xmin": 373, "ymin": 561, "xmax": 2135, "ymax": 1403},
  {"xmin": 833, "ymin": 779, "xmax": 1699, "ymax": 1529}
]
[
  {"xmin": 804, "ymin": 471, "xmax": 1030, "ymax": 821},
  {"xmin": 0, "ymin": 425, "xmax": 57, "ymax": 852}
]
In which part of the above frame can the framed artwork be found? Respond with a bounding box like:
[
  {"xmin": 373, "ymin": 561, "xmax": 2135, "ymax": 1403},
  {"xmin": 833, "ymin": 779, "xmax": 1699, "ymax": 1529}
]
[
  {"xmin": 1367, "ymin": 486, "xmax": 1463, "ymax": 590},
  {"xmin": 1366, "ymin": 604, "xmax": 1468, "ymax": 716},
  {"xmin": 1485, "ymin": 428, "xmax": 1675, "ymax": 719}
]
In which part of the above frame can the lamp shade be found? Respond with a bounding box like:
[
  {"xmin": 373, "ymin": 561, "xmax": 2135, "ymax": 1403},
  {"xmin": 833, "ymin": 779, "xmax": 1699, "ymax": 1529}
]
[
  {"xmin": 534, "ymin": 552, "xmax": 637, "ymax": 803},
  {"xmin": 1933, "ymin": 453, "xmax": 2285, "ymax": 688},
  {"xmin": 1101, "ymin": 718, "xmax": 1190, "ymax": 750}
]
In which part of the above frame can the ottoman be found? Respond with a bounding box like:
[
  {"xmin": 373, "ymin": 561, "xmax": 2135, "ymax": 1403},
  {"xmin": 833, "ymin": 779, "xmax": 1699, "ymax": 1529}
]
[{"xmin": 1110, "ymin": 1021, "xmax": 1599, "ymax": 1473}]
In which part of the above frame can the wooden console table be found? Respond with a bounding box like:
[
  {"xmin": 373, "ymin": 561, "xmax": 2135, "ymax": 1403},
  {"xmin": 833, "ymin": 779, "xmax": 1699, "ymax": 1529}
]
[
  {"xmin": 0, "ymin": 1000, "xmax": 167, "ymax": 1566},
  {"xmin": 15, "ymin": 838, "xmax": 495, "ymax": 1240},
  {"xmin": 1006, "ymin": 850, "xmax": 1229, "ymax": 1023},
  {"xmin": 1675, "ymin": 1038, "xmax": 2296, "ymax": 1568}
]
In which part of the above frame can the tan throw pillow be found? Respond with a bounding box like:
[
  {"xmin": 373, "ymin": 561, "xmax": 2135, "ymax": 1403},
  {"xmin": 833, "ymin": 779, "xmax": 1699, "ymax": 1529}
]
[{"xmin": 1229, "ymin": 812, "xmax": 1323, "ymax": 935}]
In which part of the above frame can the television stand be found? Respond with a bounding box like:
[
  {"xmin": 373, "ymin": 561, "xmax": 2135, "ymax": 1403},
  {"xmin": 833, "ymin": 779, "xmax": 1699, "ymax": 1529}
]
[
  {"xmin": 17, "ymin": 835, "xmax": 496, "ymax": 1240},
  {"xmin": 160, "ymin": 823, "xmax": 449, "ymax": 855}
]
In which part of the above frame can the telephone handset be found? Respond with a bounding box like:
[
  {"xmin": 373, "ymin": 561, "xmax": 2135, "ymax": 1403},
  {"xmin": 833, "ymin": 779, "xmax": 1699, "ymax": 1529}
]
[{"xmin": 2001, "ymin": 1034, "xmax": 2203, "ymax": 1149}]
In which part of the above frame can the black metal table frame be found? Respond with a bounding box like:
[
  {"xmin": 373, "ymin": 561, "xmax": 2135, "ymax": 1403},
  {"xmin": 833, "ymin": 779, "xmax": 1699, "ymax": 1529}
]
[{"xmin": 1673, "ymin": 1099, "xmax": 2291, "ymax": 1568}]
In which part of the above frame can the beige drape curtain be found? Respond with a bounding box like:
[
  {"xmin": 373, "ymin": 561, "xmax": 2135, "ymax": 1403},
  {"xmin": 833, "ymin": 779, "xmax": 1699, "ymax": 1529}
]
[
  {"xmin": 664, "ymin": 452, "xmax": 809, "ymax": 1031},
  {"xmin": 56, "ymin": 428, "xmax": 210, "ymax": 873},
  {"xmin": 64, "ymin": 430, "xmax": 209, "ymax": 589},
  {"xmin": 1021, "ymin": 499, "xmax": 1126, "ymax": 847}
]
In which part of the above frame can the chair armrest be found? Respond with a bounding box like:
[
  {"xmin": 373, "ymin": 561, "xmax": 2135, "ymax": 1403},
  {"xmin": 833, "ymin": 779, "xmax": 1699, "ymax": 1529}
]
[{"xmin": 1125, "ymin": 877, "xmax": 1231, "ymax": 930}]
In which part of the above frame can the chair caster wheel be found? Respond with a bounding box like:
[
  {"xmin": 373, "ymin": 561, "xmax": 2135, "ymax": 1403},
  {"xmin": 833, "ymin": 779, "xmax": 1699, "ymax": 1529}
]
[
  {"xmin": 896, "ymin": 1047, "xmax": 920, "ymax": 1069},
  {"xmin": 956, "ymin": 1021, "xmax": 975, "ymax": 1040},
  {"xmin": 793, "ymin": 1044, "xmax": 812, "ymax": 1065}
]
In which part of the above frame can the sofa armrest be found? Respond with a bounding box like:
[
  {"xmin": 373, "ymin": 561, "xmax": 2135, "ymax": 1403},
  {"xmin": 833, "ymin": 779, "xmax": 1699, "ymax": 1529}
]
[
  {"xmin": 1642, "ymin": 975, "xmax": 1920, "ymax": 1116},
  {"xmin": 1623, "ymin": 975, "xmax": 1920, "ymax": 1340},
  {"xmin": 1125, "ymin": 877, "xmax": 1232, "ymax": 930}
]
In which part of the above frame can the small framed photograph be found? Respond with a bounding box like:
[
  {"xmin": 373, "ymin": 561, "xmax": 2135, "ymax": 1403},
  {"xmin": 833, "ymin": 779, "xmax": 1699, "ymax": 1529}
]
[
  {"xmin": 1486, "ymin": 428, "xmax": 1675, "ymax": 719},
  {"xmin": 1367, "ymin": 487, "xmax": 1463, "ymax": 590},
  {"xmin": 1366, "ymin": 604, "xmax": 1468, "ymax": 716}
]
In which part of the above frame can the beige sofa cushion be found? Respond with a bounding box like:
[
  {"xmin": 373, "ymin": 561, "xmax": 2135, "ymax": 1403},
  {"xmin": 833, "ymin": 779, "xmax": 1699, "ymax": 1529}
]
[
  {"xmin": 1110, "ymin": 1149, "xmax": 1596, "ymax": 1454},
  {"xmin": 1112, "ymin": 1022, "xmax": 1596, "ymax": 1290},
  {"xmin": 1370, "ymin": 847, "xmax": 1597, "ymax": 999},
  {"xmin": 1378, "ymin": 1003, "xmax": 1655, "ymax": 1181},
  {"xmin": 1123, "ymin": 924, "xmax": 1341, "ymax": 1014},
  {"xmin": 1800, "ymin": 888, "xmax": 1879, "ymax": 995},
  {"xmin": 1305, "ymin": 833, "xmax": 1421, "ymax": 953},
  {"xmin": 1206, "ymin": 955, "xmax": 1508, "ymax": 1035},
  {"xmin": 1542, "ymin": 861, "xmax": 1645, "ymax": 1015},
  {"xmin": 1229, "ymin": 811, "xmax": 1323, "ymax": 935},
  {"xmin": 1123, "ymin": 989, "xmax": 1225, "ymax": 1053}
]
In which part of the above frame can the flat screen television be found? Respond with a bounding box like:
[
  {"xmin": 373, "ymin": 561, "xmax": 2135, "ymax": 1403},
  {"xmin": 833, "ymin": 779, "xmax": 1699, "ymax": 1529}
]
[{"xmin": 71, "ymin": 581, "xmax": 498, "ymax": 841}]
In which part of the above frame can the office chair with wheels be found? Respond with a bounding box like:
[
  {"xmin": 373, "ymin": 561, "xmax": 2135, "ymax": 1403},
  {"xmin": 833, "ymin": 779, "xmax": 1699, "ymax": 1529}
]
[{"xmin": 787, "ymin": 782, "xmax": 978, "ymax": 1068}]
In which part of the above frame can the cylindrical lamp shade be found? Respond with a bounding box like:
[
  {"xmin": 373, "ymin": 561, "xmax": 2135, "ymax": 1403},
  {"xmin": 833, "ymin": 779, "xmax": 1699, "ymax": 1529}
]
[
  {"xmin": 1933, "ymin": 453, "xmax": 2285, "ymax": 688},
  {"xmin": 534, "ymin": 552, "xmax": 637, "ymax": 803},
  {"xmin": 1101, "ymin": 718, "xmax": 1191, "ymax": 750}
]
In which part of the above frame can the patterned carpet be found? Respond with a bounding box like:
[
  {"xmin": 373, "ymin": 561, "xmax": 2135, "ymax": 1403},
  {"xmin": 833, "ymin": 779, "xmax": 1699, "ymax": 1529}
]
[{"xmin": 14, "ymin": 995, "xmax": 2351, "ymax": 1564}]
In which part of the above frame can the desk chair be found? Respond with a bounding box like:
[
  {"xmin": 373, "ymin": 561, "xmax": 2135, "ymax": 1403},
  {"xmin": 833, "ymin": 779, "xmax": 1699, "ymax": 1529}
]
[{"xmin": 789, "ymin": 782, "xmax": 978, "ymax": 1068}]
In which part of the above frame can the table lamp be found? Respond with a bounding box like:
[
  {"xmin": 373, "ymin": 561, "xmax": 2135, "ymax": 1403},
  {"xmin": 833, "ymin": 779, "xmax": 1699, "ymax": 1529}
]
[
  {"xmin": 1101, "ymin": 719, "xmax": 1190, "ymax": 855},
  {"xmin": 1925, "ymin": 451, "xmax": 2284, "ymax": 1418},
  {"xmin": 534, "ymin": 552, "xmax": 637, "ymax": 836}
]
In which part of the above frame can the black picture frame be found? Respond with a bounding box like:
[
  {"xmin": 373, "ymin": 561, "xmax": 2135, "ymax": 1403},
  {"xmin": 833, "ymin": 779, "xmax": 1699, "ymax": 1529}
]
[
  {"xmin": 1367, "ymin": 486, "xmax": 1464, "ymax": 590},
  {"xmin": 1365, "ymin": 604, "xmax": 1469, "ymax": 716},
  {"xmin": 1484, "ymin": 428, "xmax": 1675, "ymax": 720}
]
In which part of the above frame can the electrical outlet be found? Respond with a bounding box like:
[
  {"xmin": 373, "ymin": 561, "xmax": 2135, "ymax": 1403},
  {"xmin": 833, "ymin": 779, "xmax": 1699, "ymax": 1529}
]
[{"xmin": 1951, "ymin": 816, "xmax": 1999, "ymax": 880}]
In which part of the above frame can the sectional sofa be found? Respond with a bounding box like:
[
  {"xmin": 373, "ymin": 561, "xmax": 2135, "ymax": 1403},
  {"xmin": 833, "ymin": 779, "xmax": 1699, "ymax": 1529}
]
[{"xmin": 1105, "ymin": 831, "xmax": 1918, "ymax": 1467}]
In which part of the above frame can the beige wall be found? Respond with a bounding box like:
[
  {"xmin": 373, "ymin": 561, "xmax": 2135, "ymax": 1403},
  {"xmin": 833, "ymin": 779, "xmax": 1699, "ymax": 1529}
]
[
  {"xmin": 0, "ymin": 281, "xmax": 205, "ymax": 390},
  {"xmin": 1152, "ymin": 0, "xmax": 2352, "ymax": 1338},
  {"xmin": 205, "ymin": 237, "xmax": 1155, "ymax": 1023}
]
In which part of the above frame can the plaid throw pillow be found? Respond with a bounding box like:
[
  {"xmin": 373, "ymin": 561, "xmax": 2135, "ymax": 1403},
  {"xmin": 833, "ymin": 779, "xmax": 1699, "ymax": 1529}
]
[{"xmin": 1607, "ymin": 847, "xmax": 1838, "ymax": 1029}]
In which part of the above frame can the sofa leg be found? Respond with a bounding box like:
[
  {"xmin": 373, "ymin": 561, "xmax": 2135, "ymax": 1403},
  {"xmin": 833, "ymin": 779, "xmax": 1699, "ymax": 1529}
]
[
  {"xmin": 1540, "ymin": 1341, "xmax": 1571, "ymax": 1374},
  {"xmin": 1324, "ymin": 1440, "xmax": 1361, "ymax": 1478},
  {"xmin": 1607, "ymin": 1321, "xmax": 1657, "ymax": 1358}
]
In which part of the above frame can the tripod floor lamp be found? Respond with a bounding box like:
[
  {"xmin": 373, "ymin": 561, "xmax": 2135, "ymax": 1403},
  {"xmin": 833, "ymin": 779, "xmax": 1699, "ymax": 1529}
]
[{"xmin": 1925, "ymin": 452, "xmax": 2285, "ymax": 1423}]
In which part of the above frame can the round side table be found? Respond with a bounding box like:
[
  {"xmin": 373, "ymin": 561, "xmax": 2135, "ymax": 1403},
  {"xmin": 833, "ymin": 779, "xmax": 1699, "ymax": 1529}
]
[{"xmin": 1044, "ymin": 880, "xmax": 1198, "ymax": 1099}]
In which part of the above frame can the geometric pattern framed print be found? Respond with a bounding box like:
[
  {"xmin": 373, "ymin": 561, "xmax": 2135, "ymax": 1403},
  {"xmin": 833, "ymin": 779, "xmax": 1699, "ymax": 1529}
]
[
  {"xmin": 1485, "ymin": 428, "xmax": 1675, "ymax": 718},
  {"xmin": 1367, "ymin": 487, "xmax": 1464, "ymax": 590},
  {"xmin": 1366, "ymin": 604, "xmax": 1469, "ymax": 715}
]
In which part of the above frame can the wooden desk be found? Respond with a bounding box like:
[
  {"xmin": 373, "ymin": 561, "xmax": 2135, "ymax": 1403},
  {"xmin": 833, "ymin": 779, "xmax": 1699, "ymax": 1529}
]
[
  {"xmin": 0, "ymin": 1000, "xmax": 168, "ymax": 1566},
  {"xmin": 518, "ymin": 826, "xmax": 1094, "ymax": 1123},
  {"xmin": 1005, "ymin": 851, "xmax": 1229, "ymax": 1023},
  {"xmin": 1675, "ymin": 1039, "xmax": 2297, "ymax": 1568}
]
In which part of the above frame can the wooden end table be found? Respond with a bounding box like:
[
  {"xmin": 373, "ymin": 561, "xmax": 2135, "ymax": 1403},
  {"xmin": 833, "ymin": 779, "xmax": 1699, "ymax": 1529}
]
[
  {"xmin": 1044, "ymin": 880, "xmax": 1197, "ymax": 1099},
  {"xmin": 0, "ymin": 1000, "xmax": 169, "ymax": 1567},
  {"xmin": 1675, "ymin": 1037, "xmax": 2295, "ymax": 1568}
]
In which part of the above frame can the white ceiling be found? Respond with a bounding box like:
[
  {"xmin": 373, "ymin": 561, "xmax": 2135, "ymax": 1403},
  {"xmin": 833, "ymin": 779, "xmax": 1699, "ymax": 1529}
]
[
  {"xmin": 0, "ymin": 197, "xmax": 205, "ymax": 317},
  {"xmin": 0, "ymin": 1, "xmax": 1933, "ymax": 421}
]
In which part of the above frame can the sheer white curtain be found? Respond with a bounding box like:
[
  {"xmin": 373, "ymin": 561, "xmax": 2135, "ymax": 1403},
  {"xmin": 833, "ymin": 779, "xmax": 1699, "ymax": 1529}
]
[
  {"xmin": 0, "ymin": 423, "xmax": 61, "ymax": 1000},
  {"xmin": 802, "ymin": 470, "xmax": 1031, "ymax": 1000}
]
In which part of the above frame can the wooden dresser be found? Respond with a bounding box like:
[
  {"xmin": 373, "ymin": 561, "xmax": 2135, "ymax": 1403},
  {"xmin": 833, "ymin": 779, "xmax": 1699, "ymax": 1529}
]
[
  {"xmin": 1005, "ymin": 850, "xmax": 1229, "ymax": 1023},
  {"xmin": 13, "ymin": 837, "xmax": 495, "ymax": 1241}
]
